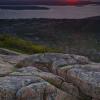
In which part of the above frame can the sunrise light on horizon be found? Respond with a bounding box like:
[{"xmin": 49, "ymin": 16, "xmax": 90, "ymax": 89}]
[{"xmin": 66, "ymin": 0, "xmax": 79, "ymax": 5}]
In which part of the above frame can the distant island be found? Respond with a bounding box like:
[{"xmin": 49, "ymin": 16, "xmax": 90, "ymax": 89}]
[{"xmin": 0, "ymin": 5, "xmax": 49, "ymax": 10}]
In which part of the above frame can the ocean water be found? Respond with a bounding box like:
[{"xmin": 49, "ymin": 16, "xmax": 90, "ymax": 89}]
[{"xmin": 0, "ymin": 5, "xmax": 100, "ymax": 19}]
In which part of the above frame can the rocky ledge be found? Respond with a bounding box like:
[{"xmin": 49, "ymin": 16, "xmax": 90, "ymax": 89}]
[{"xmin": 0, "ymin": 49, "xmax": 100, "ymax": 100}]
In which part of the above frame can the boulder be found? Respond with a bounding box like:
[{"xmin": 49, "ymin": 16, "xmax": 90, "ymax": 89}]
[
  {"xmin": 16, "ymin": 81, "xmax": 77, "ymax": 100},
  {"xmin": 11, "ymin": 66, "xmax": 79, "ymax": 99},
  {"xmin": 67, "ymin": 64, "xmax": 100, "ymax": 99},
  {"xmin": 0, "ymin": 76, "xmax": 43, "ymax": 100}
]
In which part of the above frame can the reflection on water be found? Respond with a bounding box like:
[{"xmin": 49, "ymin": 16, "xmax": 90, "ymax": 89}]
[{"xmin": 0, "ymin": 5, "xmax": 100, "ymax": 19}]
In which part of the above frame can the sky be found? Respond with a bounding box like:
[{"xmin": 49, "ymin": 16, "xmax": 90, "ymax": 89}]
[
  {"xmin": 0, "ymin": 0, "xmax": 100, "ymax": 2},
  {"xmin": 0, "ymin": 0, "xmax": 100, "ymax": 5}
]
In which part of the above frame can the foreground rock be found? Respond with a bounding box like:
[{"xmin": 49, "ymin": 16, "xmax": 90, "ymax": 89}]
[
  {"xmin": 0, "ymin": 48, "xmax": 23, "ymax": 55},
  {"xmin": 0, "ymin": 76, "xmax": 43, "ymax": 100},
  {"xmin": 16, "ymin": 53, "xmax": 90, "ymax": 70},
  {"xmin": 0, "ymin": 69, "xmax": 78, "ymax": 100},
  {"xmin": 67, "ymin": 63, "xmax": 100, "ymax": 100},
  {"xmin": 0, "ymin": 54, "xmax": 27, "ymax": 76},
  {"xmin": 16, "ymin": 81, "xmax": 75, "ymax": 100},
  {"xmin": 0, "ymin": 48, "xmax": 28, "ymax": 76},
  {"xmin": 0, "ymin": 63, "xmax": 13, "ymax": 76},
  {"xmin": 11, "ymin": 66, "xmax": 79, "ymax": 98},
  {"xmin": 0, "ymin": 51, "xmax": 100, "ymax": 100},
  {"xmin": 16, "ymin": 53, "xmax": 100, "ymax": 100}
]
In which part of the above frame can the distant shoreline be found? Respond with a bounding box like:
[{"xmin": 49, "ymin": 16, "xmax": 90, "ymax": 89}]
[
  {"xmin": 0, "ymin": 5, "xmax": 49, "ymax": 10},
  {"xmin": 0, "ymin": 16, "xmax": 100, "ymax": 20}
]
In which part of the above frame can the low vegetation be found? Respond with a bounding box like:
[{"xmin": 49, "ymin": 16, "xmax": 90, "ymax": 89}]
[{"xmin": 0, "ymin": 35, "xmax": 58, "ymax": 54}]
